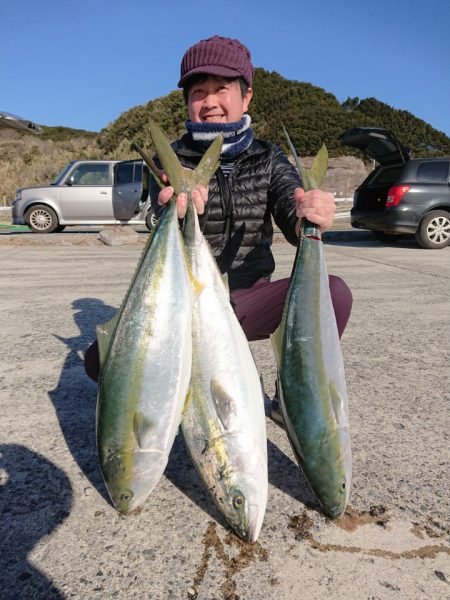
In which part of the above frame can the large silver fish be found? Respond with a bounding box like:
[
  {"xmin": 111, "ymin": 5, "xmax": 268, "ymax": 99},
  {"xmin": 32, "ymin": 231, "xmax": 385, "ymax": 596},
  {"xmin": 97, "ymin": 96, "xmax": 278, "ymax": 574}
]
[
  {"xmin": 96, "ymin": 122, "xmax": 219, "ymax": 514},
  {"xmin": 183, "ymin": 202, "xmax": 268, "ymax": 542},
  {"xmin": 147, "ymin": 121, "xmax": 268, "ymax": 542},
  {"xmin": 271, "ymin": 128, "xmax": 352, "ymax": 518}
]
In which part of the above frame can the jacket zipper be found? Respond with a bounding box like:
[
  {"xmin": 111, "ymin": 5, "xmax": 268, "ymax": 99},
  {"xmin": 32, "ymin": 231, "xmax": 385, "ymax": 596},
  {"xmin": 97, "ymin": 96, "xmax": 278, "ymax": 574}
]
[{"xmin": 215, "ymin": 168, "xmax": 233, "ymax": 238}]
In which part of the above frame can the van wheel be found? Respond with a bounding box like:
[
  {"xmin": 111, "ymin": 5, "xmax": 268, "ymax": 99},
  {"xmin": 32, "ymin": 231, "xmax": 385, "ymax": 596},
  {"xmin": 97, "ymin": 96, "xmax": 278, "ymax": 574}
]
[
  {"xmin": 25, "ymin": 205, "xmax": 59, "ymax": 233},
  {"xmin": 145, "ymin": 210, "xmax": 158, "ymax": 231},
  {"xmin": 415, "ymin": 210, "xmax": 450, "ymax": 249}
]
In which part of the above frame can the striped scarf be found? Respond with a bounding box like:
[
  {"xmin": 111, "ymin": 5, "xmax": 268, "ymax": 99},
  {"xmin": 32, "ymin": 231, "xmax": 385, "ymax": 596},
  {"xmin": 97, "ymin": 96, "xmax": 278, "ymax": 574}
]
[{"xmin": 185, "ymin": 114, "xmax": 253, "ymax": 158}]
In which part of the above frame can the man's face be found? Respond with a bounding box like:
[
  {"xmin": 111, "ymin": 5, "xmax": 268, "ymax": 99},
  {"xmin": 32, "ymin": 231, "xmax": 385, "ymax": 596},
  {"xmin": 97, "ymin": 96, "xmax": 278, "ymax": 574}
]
[{"xmin": 187, "ymin": 76, "xmax": 253, "ymax": 124}]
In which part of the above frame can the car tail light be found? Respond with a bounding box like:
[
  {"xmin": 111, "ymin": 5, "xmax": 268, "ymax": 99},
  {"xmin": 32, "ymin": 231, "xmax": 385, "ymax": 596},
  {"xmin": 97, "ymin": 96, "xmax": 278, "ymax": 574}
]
[{"xmin": 386, "ymin": 185, "xmax": 410, "ymax": 207}]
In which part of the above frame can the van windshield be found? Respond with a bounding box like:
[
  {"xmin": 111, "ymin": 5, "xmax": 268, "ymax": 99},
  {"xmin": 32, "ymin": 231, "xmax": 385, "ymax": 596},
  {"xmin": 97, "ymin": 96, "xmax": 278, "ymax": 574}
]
[{"xmin": 51, "ymin": 162, "xmax": 75, "ymax": 185}]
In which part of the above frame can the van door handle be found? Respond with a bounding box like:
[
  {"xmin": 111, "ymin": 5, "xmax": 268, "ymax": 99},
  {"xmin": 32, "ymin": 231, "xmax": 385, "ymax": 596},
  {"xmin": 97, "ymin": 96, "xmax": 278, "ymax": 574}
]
[{"xmin": 100, "ymin": 191, "xmax": 108, "ymax": 194}]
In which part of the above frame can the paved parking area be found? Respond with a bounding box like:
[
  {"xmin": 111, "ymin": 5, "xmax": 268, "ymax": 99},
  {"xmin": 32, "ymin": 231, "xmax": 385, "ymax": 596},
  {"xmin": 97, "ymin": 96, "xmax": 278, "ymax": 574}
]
[{"xmin": 1, "ymin": 234, "xmax": 449, "ymax": 599}]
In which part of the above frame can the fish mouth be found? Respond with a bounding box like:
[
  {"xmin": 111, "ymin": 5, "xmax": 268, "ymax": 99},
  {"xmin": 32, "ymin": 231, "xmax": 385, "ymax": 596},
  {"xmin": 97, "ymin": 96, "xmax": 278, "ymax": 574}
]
[
  {"xmin": 235, "ymin": 503, "xmax": 264, "ymax": 543},
  {"xmin": 324, "ymin": 502, "xmax": 346, "ymax": 519}
]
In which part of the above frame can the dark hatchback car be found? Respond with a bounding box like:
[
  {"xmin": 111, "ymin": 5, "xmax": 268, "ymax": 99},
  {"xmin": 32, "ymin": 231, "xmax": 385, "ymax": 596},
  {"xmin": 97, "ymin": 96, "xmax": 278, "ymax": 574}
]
[{"xmin": 339, "ymin": 127, "xmax": 450, "ymax": 249}]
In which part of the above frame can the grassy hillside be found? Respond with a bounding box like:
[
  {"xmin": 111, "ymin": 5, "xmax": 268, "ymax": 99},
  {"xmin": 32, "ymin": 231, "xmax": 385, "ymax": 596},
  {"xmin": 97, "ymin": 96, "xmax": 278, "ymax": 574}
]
[
  {"xmin": 0, "ymin": 126, "xmax": 101, "ymax": 204},
  {"xmin": 2, "ymin": 68, "xmax": 449, "ymax": 205},
  {"xmin": 97, "ymin": 68, "xmax": 450, "ymax": 159}
]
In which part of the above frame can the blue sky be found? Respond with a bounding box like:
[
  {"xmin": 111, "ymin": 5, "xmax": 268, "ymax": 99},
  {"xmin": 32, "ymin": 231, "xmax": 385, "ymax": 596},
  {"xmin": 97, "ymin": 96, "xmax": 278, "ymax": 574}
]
[{"xmin": 2, "ymin": 0, "xmax": 449, "ymax": 137}]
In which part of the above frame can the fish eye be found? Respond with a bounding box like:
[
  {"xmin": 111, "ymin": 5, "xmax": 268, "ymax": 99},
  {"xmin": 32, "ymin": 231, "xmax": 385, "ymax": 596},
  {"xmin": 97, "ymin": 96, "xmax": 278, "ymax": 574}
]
[
  {"xmin": 341, "ymin": 482, "xmax": 346, "ymax": 491},
  {"xmin": 120, "ymin": 490, "xmax": 133, "ymax": 502},
  {"xmin": 232, "ymin": 494, "xmax": 245, "ymax": 509}
]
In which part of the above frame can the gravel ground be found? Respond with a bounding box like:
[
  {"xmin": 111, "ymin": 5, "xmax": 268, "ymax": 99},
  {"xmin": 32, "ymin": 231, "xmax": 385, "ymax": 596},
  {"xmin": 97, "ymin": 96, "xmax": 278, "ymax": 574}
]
[{"xmin": 1, "ymin": 231, "xmax": 449, "ymax": 600}]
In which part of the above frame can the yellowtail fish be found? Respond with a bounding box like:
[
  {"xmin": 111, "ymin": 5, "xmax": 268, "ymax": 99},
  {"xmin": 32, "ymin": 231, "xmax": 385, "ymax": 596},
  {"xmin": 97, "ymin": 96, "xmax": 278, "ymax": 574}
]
[
  {"xmin": 147, "ymin": 121, "xmax": 268, "ymax": 541},
  {"xmin": 271, "ymin": 127, "xmax": 352, "ymax": 518},
  {"xmin": 96, "ymin": 123, "xmax": 220, "ymax": 514}
]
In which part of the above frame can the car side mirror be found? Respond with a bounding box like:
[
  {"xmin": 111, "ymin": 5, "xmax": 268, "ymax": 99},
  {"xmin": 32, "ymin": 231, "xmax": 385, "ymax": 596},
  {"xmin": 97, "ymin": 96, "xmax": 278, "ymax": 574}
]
[{"xmin": 65, "ymin": 176, "xmax": 74, "ymax": 186}]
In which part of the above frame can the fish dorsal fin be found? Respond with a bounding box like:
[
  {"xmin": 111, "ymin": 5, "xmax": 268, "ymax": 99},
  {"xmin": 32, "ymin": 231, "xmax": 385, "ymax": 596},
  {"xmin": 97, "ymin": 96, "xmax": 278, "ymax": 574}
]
[
  {"xmin": 329, "ymin": 379, "xmax": 345, "ymax": 426},
  {"xmin": 210, "ymin": 377, "xmax": 237, "ymax": 430},
  {"xmin": 270, "ymin": 323, "xmax": 284, "ymax": 369},
  {"xmin": 96, "ymin": 314, "xmax": 120, "ymax": 369},
  {"xmin": 133, "ymin": 411, "xmax": 155, "ymax": 449}
]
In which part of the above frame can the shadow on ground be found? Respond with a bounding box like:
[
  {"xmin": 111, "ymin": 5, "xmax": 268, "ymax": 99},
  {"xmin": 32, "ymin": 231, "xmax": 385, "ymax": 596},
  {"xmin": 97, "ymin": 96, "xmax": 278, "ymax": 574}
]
[
  {"xmin": 0, "ymin": 444, "xmax": 73, "ymax": 599},
  {"xmin": 48, "ymin": 297, "xmax": 117, "ymax": 503}
]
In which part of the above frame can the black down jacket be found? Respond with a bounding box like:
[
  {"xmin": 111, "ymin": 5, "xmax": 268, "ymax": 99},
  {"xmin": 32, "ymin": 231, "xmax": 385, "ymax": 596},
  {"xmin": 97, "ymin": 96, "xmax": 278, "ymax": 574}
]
[{"xmin": 151, "ymin": 135, "xmax": 302, "ymax": 290}]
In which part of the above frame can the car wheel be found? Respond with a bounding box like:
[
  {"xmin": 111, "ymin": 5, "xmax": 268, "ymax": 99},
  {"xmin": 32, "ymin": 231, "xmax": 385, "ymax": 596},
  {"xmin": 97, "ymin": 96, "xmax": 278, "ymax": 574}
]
[
  {"xmin": 372, "ymin": 231, "xmax": 398, "ymax": 243},
  {"xmin": 145, "ymin": 210, "xmax": 159, "ymax": 231},
  {"xmin": 415, "ymin": 210, "xmax": 450, "ymax": 249},
  {"xmin": 25, "ymin": 205, "xmax": 59, "ymax": 233}
]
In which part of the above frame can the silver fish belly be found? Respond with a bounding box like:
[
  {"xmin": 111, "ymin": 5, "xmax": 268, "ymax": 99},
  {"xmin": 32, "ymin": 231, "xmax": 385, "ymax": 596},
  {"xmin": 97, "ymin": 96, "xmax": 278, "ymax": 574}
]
[
  {"xmin": 182, "ymin": 206, "xmax": 268, "ymax": 542},
  {"xmin": 96, "ymin": 201, "xmax": 192, "ymax": 514}
]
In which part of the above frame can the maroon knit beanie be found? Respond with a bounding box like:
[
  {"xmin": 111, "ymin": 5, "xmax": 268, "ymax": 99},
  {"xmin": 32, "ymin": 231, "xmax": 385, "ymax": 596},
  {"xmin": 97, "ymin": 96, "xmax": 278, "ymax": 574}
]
[{"xmin": 178, "ymin": 35, "xmax": 254, "ymax": 88}]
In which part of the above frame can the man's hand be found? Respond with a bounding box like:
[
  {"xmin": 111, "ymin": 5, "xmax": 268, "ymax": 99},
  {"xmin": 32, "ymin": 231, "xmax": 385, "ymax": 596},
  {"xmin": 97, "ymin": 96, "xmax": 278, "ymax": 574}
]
[
  {"xmin": 157, "ymin": 173, "xmax": 208, "ymax": 219},
  {"xmin": 294, "ymin": 188, "xmax": 336, "ymax": 236}
]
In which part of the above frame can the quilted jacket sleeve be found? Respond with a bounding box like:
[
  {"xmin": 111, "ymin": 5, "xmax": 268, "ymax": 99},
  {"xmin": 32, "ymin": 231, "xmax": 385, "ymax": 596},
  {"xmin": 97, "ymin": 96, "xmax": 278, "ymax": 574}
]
[{"xmin": 268, "ymin": 145, "xmax": 302, "ymax": 246}]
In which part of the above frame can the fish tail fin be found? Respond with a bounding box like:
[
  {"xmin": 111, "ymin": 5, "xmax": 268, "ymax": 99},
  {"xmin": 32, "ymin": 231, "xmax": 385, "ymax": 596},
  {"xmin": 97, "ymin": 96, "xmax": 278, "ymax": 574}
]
[
  {"xmin": 148, "ymin": 119, "xmax": 222, "ymax": 195},
  {"xmin": 131, "ymin": 142, "xmax": 165, "ymax": 189},
  {"xmin": 148, "ymin": 119, "xmax": 187, "ymax": 193},
  {"xmin": 193, "ymin": 135, "xmax": 223, "ymax": 187},
  {"xmin": 282, "ymin": 125, "xmax": 328, "ymax": 191},
  {"xmin": 308, "ymin": 143, "xmax": 328, "ymax": 189}
]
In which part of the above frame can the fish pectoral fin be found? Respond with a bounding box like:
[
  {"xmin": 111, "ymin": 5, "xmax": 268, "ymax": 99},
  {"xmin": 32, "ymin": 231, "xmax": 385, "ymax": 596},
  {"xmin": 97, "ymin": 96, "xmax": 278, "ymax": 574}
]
[
  {"xmin": 329, "ymin": 379, "xmax": 345, "ymax": 426},
  {"xmin": 188, "ymin": 269, "xmax": 204, "ymax": 297},
  {"xmin": 210, "ymin": 377, "xmax": 237, "ymax": 430},
  {"xmin": 182, "ymin": 388, "xmax": 193, "ymax": 417},
  {"xmin": 270, "ymin": 324, "xmax": 283, "ymax": 368},
  {"xmin": 133, "ymin": 411, "xmax": 155, "ymax": 449},
  {"xmin": 221, "ymin": 272, "xmax": 229, "ymax": 293},
  {"xmin": 96, "ymin": 313, "xmax": 120, "ymax": 369}
]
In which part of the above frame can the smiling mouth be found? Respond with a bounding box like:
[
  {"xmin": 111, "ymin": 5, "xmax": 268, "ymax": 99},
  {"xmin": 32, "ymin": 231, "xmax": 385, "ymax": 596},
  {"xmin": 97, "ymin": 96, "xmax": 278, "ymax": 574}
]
[{"xmin": 201, "ymin": 114, "xmax": 225, "ymax": 122}]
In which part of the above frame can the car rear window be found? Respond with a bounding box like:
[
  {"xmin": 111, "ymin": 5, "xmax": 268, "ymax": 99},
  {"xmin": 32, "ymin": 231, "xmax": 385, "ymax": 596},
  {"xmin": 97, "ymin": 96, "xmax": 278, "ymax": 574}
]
[
  {"xmin": 416, "ymin": 161, "xmax": 449, "ymax": 182},
  {"xmin": 366, "ymin": 165, "xmax": 403, "ymax": 186}
]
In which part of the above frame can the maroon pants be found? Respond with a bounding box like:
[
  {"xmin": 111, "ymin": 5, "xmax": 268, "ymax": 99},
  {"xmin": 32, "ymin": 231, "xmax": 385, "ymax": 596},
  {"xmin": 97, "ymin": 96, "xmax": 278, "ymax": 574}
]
[
  {"xmin": 84, "ymin": 275, "xmax": 352, "ymax": 382},
  {"xmin": 230, "ymin": 275, "xmax": 352, "ymax": 341}
]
